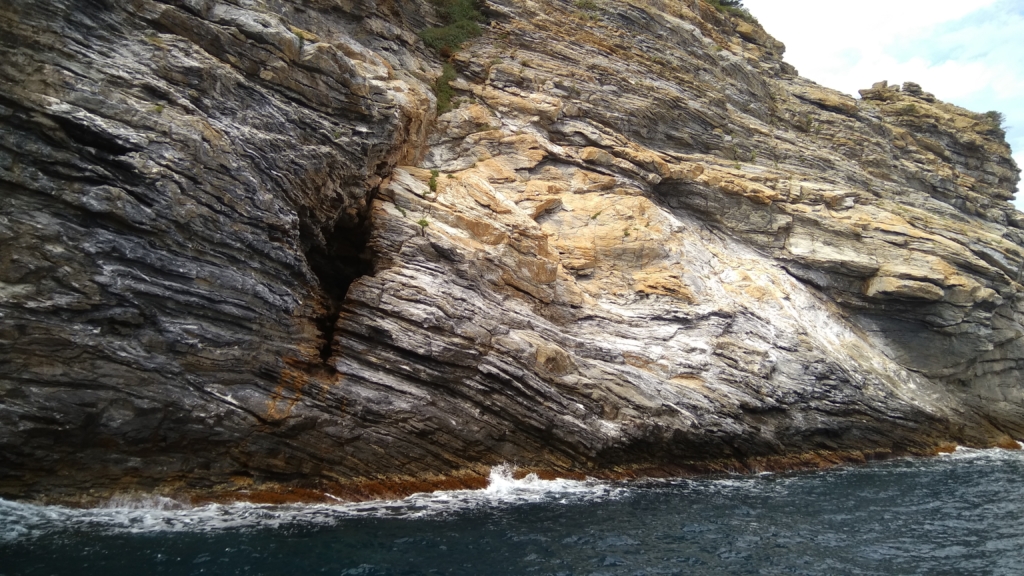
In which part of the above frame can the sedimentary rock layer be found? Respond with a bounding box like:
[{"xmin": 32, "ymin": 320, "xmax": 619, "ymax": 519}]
[{"xmin": 1, "ymin": 0, "xmax": 1021, "ymax": 502}]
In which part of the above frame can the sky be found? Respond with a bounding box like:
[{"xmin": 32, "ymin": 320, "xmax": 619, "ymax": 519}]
[{"xmin": 741, "ymin": 0, "xmax": 1024, "ymax": 208}]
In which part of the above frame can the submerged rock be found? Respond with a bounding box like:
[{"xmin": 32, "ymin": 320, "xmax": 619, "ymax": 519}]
[{"xmin": 0, "ymin": 0, "xmax": 1021, "ymax": 502}]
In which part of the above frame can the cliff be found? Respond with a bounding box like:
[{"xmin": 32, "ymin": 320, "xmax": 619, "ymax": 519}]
[{"xmin": 1, "ymin": 0, "xmax": 1021, "ymax": 503}]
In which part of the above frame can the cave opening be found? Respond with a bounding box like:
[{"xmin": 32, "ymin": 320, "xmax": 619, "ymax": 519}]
[{"xmin": 302, "ymin": 214, "xmax": 374, "ymax": 364}]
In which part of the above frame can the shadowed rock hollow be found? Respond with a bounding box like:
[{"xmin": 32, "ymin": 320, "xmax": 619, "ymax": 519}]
[{"xmin": 1, "ymin": 0, "xmax": 1021, "ymax": 503}]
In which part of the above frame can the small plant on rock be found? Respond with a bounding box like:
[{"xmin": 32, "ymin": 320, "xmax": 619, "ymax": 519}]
[
  {"xmin": 978, "ymin": 110, "xmax": 1007, "ymax": 137},
  {"xmin": 433, "ymin": 63, "xmax": 458, "ymax": 114},
  {"xmin": 428, "ymin": 169, "xmax": 440, "ymax": 193},
  {"xmin": 983, "ymin": 110, "xmax": 1006, "ymax": 127},
  {"xmin": 707, "ymin": 0, "xmax": 756, "ymax": 22}
]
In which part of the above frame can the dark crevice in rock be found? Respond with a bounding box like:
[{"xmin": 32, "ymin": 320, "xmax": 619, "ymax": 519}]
[
  {"xmin": 49, "ymin": 114, "xmax": 139, "ymax": 157},
  {"xmin": 315, "ymin": 305, "xmax": 342, "ymax": 363},
  {"xmin": 302, "ymin": 205, "xmax": 376, "ymax": 364}
]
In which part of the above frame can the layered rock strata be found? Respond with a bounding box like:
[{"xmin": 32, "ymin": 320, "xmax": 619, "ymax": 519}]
[{"xmin": 0, "ymin": 0, "xmax": 1021, "ymax": 502}]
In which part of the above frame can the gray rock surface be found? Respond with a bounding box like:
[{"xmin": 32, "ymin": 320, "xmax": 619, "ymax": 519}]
[{"xmin": 1, "ymin": 0, "xmax": 1021, "ymax": 503}]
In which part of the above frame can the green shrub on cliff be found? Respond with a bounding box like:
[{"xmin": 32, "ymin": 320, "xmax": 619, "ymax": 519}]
[
  {"xmin": 432, "ymin": 63, "xmax": 457, "ymax": 114},
  {"xmin": 428, "ymin": 169, "xmax": 440, "ymax": 192},
  {"xmin": 419, "ymin": 0, "xmax": 485, "ymax": 55},
  {"xmin": 707, "ymin": 0, "xmax": 756, "ymax": 23},
  {"xmin": 978, "ymin": 110, "xmax": 1007, "ymax": 137},
  {"xmin": 983, "ymin": 110, "xmax": 1006, "ymax": 127}
]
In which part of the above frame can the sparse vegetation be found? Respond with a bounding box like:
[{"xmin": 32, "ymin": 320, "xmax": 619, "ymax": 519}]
[
  {"xmin": 707, "ymin": 0, "xmax": 756, "ymax": 23},
  {"xmin": 574, "ymin": 0, "xmax": 600, "ymax": 10},
  {"xmin": 709, "ymin": 0, "xmax": 744, "ymax": 10},
  {"xmin": 978, "ymin": 110, "xmax": 1007, "ymax": 137},
  {"xmin": 417, "ymin": 218, "xmax": 430, "ymax": 234},
  {"xmin": 432, "ymin": 63, "xmax": 457, "ymax": 114},
  {"xmin": 983, "ymin": 110, "xmax": 1006, "ymax": 127},
  {"xmin": 419, "ymin": 0, "xmax": 485, "ymax": 55},
  {"xmin": 428, "ymin": 169, "xmax": 440, "ymax": 193}
]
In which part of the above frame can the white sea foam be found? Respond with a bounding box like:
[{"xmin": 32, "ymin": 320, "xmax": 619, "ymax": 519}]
[
  {"xmin": 936, "ymin": 443, "xmax": 1024, "ymax": 462},
  {"xmin": 6, "ymin": 449, "xmax": 1022, "ymax": 543},
  {"xmin": 0, "ymin": 464, "xmax": 623, "ymax": 542}
]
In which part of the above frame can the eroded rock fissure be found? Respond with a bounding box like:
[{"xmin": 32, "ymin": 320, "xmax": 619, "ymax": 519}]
[
  {"xmin": 303, "ymin": 209, "xmax": 375, "ymax": 364},
  {"xmin": 5, "ymin": 0, "xmax": 1024, "ymax": 504}
]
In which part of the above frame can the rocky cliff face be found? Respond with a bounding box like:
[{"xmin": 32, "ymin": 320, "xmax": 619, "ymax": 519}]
[{"xmin": 1, "ymin": 0, "xmax": 1021, "ymax": 503}]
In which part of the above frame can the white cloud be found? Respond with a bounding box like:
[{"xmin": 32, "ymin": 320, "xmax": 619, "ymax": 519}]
[
  {"xmin": 743, "ymin": 0, "xmax": 999, "ymax": 91},
  {"xmin": 742, "ymin": 0, "xmax": 1023, "ymax": 206}
]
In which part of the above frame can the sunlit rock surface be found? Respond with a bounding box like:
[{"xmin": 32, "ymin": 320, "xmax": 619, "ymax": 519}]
[{"xmin": 1, "ymin": 0, "xmax": 1021, "ymax": 502}]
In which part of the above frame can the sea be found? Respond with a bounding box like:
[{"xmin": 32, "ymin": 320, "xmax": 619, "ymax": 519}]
[{"xmin": 2, "ymin": 446, "xmax": 1023, "ymax": 575}]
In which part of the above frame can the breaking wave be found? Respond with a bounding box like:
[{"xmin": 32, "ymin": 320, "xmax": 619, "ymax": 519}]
[
  {"xmin": 0, "ymin": 464, "xmax": 625, "ymax": 542},
  {"xmin": 4, "ymin": 447, "xmax": 1024, "ymax": 544},
  {"xmin": 5, "ymin": 449, "xmax": 1024, "ymax": 575}
]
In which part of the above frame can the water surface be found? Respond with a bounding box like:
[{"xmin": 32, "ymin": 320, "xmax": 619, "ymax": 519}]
[{"xmin": 3, "ymin": 448, "xmax": 1023, "ymax": 575}]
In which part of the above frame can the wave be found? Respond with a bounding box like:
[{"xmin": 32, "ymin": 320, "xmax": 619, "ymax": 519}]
[
  {"xmin": 4, "ymin": 447, "xmax": 1022, "ymax": 543},
  {"xmin": 0, "ymin": 464, "xmax": 625, "ymax": 542},
  {"xmin": 935, "ymin": 442, "xmax": 1024, "ymax": 461}
]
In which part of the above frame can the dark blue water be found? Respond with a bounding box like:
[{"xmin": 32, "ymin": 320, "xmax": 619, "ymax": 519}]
[{"xmin": 3, "ymin": 449, "xmax": 1024, "ymax": 575}]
